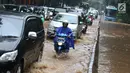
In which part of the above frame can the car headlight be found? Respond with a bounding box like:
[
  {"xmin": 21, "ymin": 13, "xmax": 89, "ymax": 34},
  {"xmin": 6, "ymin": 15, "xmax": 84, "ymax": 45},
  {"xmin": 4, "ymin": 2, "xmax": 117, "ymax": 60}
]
[
  {"xmin": 48, "ymin": 23, "xmax": 55, "ymax": 30},
  {"xmin": 0, "ymin": 50, "xmax": 18, "ymax": 62},
  {"xmin": 48, "ymin": 25, "xmax": 54, "ymax": 30}
]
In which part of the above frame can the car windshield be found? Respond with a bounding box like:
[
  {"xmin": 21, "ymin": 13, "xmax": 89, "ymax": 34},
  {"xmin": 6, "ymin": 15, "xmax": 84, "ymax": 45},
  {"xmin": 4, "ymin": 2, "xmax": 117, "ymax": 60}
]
[
  {"xmin": 0, "ymin": 17, "xmax": 23, "ymax": 38},
  {"xmin": 53, "ymin": 14, "xmax": 78, "ymax": 24},
  {"xmin": 4, "ymin": 5, "xmax": 19, "ymax": 11},
  {"xmin": 105, "ymin": 9, "xmax": 117, "ymax": 17}
]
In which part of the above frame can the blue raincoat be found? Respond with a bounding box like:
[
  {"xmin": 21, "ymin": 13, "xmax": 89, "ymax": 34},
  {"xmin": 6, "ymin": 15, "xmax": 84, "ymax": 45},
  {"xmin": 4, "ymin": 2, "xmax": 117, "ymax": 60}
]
[{"xmin": 54, "ymin": 27, "xmax": 75, "ymax": 49}]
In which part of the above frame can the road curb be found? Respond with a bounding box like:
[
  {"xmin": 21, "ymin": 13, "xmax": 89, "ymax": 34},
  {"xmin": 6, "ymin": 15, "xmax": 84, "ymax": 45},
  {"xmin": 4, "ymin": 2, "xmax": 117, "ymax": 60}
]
[{"xmin": 88, "ymin": 20, "xmax": 100, "ymax": 73}]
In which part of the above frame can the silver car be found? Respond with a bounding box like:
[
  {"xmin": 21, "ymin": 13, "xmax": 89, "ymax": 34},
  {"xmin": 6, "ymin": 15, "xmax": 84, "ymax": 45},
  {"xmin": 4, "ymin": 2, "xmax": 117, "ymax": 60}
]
[{"xmin": 47, "ymin": 13, "xmax": 84, "ymax": 39}]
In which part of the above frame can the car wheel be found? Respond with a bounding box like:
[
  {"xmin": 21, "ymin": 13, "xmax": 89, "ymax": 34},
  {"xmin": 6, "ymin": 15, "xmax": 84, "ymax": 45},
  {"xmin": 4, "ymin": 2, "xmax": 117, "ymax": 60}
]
[
  {"xmin": 11, "ymin": 63, "xmax": 23, "ymax": 73},
  {"xmin": 38, "ymin": 50, "xmax": 43, "ymax": 62},
  {"xmin": 37, "ymin": 45, "xmax": 44, "ymax": 62}
]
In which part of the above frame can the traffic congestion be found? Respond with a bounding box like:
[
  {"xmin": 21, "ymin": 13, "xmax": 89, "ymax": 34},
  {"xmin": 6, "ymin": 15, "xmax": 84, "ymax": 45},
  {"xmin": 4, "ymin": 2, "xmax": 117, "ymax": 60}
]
[
  {"xmin": 1, "ymin": 0, "xmax": 130, "ymax": 73},
  {"xmin": 0, "ymin": 3, "xmax": 99, "ymax": 73}
]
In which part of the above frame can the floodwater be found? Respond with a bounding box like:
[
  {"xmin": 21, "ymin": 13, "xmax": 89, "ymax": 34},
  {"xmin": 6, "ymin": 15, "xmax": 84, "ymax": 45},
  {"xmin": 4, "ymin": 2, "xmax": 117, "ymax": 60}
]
[
  {"xmin": 25, "ymin": 20, "xmax": 99, "ymax": 73},
  {"xmin": 98, "ymin": 21, "xmax": 130, "ymax": 73}
]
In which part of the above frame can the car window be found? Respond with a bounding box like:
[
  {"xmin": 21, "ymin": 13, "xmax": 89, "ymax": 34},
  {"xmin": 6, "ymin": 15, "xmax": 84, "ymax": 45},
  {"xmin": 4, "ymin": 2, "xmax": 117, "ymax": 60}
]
[
  {"xmin": 27, "ymin": 7, "xmax": 34, "ymax": 13},
  {"xmin": 25, "ymin": 17, "xmax": 43, "ymax": 37},
  {"xmin": 0, "ymin": 17, "xmax": 23, "ymax": 37},
  {"xmin": 4, "ymin": 5, "xmax": 19, "ymax": 11},
  {"xmin": 0, "ymin": 5, "xmax": 5, "ymax": 10},
  {"xmin": 53, "ymin": 14, "xmax": 78, "ymax": 24},
  {"xmin": 20, "ymin": 6, "xmax": 28, "ymax": 12}
]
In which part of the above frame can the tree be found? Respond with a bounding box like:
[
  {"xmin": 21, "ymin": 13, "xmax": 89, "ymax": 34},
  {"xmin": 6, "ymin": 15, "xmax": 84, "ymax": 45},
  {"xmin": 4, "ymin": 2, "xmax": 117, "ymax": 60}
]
[{"xmin": 43, "ymin": 0, "xmax": 82, "ymax": 7}]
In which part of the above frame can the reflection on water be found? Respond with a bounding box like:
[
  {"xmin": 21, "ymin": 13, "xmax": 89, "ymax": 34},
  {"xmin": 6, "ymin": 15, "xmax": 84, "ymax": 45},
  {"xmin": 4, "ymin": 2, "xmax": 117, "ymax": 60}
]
[{"xmin": 99, "ymin": 21, "xmax": 130, "ymax": 73}]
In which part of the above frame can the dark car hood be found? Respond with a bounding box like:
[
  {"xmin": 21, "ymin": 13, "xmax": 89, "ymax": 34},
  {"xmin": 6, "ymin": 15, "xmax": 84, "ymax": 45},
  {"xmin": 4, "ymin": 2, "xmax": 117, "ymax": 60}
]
[{"xmin": 0, "ymin": 37, "xmax": 20, "ymax": 51}]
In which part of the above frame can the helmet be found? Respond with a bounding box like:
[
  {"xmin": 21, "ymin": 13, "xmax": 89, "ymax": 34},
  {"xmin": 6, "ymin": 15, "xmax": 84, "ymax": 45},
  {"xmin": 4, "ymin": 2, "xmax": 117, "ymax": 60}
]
[
  {"xmin": 62, "ymin": 20, "xmax": 69, "ymax": 28},
  {"xmin": 63, "ymin": 20, "xmax": 68, "ymax": 23}
]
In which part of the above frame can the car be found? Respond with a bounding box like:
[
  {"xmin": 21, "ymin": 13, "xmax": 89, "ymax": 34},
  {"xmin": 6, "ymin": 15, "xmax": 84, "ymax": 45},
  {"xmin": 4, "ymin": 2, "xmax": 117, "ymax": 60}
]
[
  {"xmin": 44, "ymin": 7, "xmax": 54, "ymax": 20},
  {"xmin": 68, "ymin": 12, "xmax": 82, "ymax": 17},
  {"xmin": 48, "ymin": 7, "xmax": 55, "ymax": 11},
  {"xmin": 3, "ymin": 4, "xmax": 32, "ymax": 13},
  {"xmin": 0, "ymin": 11, "xmax": 45, "ymax": 73},
  {"xmin": 3, "ymin": 4, "xmax": 19, "ymax": 11},
  {"xmin": 42, "ymin": 6, "xmax": 52, "ymax": 20},
  {"xmin": 0, "ymin": 5, "xmax": 5, "ymax": 10},
  {"xmin": 91, "ymin": 10, "xmax": 98, "ymax": 19},
  {"xmin": 42, "ymin": 6, "xmax": 50, "ymax": 20},
  {"xmin": 64, "ymin": 6, "xmax": 71, "ymax": 12},
  {"xmin": 87, "ymin": 7, "xmax": 98, "ymax": 19},
  {"xmin": 75, "ymin": 8, "xmax": 84, "ymax": 14},
  {"xmin": 53, "ymin": 8, "xmax": 67, "ymax": 16},
  {"xmin": 47, "ymin": 12, "xmax": 84, "ymax": 39},
  {"xmin": 55, "ymin": 8, "xmax": 67, "ymax": 13}
]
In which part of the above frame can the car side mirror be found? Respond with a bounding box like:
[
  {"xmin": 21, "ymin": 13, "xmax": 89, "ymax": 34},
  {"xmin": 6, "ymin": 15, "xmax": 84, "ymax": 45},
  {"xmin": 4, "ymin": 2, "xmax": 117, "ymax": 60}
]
[{"xmin": 28, "ymin": 32, "xmax": 37, "ymax": 39}]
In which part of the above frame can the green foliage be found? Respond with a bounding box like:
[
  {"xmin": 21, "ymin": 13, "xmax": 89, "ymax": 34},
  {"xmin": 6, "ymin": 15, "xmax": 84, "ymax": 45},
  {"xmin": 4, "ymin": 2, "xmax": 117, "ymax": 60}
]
[{"xmin": 44, "ymin": 0, "xmax": 82, "ymax": 7}]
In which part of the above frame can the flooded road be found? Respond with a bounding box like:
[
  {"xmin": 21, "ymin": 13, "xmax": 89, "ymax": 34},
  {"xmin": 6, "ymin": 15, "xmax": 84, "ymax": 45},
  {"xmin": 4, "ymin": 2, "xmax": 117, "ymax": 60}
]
[
  {"xmin": 25, "ymin": 20, "xmax": 99, "ymax": 73},
  {"xmin": 98, "ymin": 21, "xmax": 130, "ymax": 73}
]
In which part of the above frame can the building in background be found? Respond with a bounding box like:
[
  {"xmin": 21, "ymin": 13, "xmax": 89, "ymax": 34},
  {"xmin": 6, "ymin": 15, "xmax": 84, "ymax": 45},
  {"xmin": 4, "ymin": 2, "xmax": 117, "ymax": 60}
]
[
  {"xmin": 0, "ymin": 0, "xmax": 44, "ymax": 5},
  {"xmin": 15, "ymin": 0, "xmax": 36, "ymax": 5},
  {"xmin": 0, "ymin": 0, "xmax": 13, "ymax": 4}
]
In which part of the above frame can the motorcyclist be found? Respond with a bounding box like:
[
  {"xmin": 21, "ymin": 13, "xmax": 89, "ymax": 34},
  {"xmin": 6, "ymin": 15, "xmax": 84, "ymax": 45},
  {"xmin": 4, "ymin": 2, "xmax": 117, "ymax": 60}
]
[
  {"xmin": 81, "ymin": 13, "xmax": 88, "ymax": 34},
  {"xmin": 54, "ymin": 20, "xmax": 75, "ymax": 55},
  {"xmin": 87, "ymin": 13, "xmax": 94, "ymax": 21},
  {"xmin": 84, "ymin": 13, "xmax": 94, "ymax": 26}
]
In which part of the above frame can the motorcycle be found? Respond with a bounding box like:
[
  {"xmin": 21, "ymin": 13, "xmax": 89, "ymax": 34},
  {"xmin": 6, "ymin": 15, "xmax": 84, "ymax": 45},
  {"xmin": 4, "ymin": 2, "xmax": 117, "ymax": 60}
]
[
  {"xmin": 82, "ymin": 22, "xmax": 88, "ymax": 34},
  {"xmin": 54, "ymin": 33, "xmax": 70, "ymax": 57}
]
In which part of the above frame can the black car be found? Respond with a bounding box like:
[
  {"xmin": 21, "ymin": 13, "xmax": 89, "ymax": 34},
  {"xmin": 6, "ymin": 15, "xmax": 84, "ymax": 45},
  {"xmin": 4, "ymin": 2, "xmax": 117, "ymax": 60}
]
[
  {"xmin": 3, "ymin": 4, "xmax": 19, "ymax": 11},
  {"xmin": 0, "ymin": 11, "xmax": 45, "ymax": 73},
  {"xmin": 3, "ymin": 4, "xmax": 31, "ymax": 13}
]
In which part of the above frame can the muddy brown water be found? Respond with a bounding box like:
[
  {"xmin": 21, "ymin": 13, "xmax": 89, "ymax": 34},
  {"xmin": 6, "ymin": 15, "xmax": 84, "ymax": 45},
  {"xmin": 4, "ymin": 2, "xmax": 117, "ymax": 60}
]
[
  {"xmin": 25, "ymin": 20, "xmax": 99, "ymax": 73},
  {"xmin": 99, "ymin": 21, "xmax": 130, "ymax": 73}
]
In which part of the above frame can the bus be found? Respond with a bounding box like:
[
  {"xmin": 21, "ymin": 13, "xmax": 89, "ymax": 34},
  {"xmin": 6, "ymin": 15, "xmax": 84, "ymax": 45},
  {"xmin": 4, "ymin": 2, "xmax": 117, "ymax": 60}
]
[{"xmin": 105, "ymin": 5, "xmax": 117, "ymax": 21}]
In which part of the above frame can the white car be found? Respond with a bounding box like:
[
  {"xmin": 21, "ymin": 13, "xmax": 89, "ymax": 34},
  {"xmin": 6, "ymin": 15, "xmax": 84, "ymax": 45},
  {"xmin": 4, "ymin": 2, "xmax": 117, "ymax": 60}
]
[
  {"xmin": 47, "ymin": 13, "xmax": 84, "ymax": 39},
  {"xmin": 91, "ymin": 10, "xmax": 98, "ymax": 19},
  {"xmin": 87, "ymin": 8, "xmax": 98, "ymax": 19}
]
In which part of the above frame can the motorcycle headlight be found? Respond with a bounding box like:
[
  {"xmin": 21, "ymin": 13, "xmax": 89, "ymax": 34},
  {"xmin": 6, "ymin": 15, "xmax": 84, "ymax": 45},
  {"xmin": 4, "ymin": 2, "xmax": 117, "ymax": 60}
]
[
  {"xmin": 58, "ymin": 42, "xmax": 63, "ymax": 45},
  {"xmin": 0, "ymin": 50, "xmax": 18, "ymax": 62}
]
